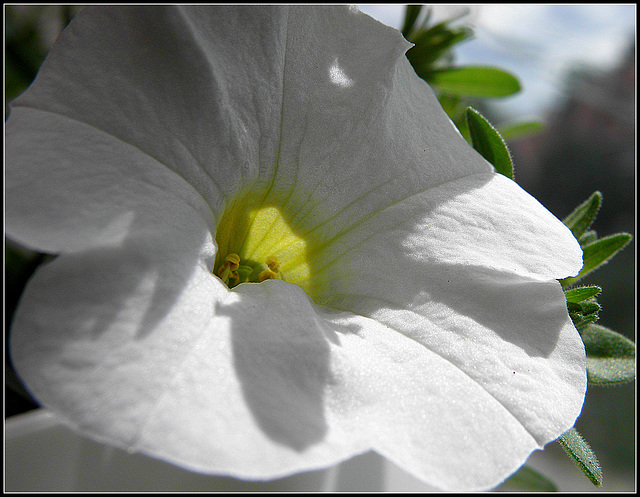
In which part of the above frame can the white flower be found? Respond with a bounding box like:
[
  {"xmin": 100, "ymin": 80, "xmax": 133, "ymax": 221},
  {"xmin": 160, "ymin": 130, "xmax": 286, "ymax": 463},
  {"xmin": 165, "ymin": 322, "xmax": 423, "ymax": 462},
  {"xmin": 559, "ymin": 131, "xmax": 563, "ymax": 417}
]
[{"xmin": 6, "ymin": 5, "xmax": 586, "ymax": 491}]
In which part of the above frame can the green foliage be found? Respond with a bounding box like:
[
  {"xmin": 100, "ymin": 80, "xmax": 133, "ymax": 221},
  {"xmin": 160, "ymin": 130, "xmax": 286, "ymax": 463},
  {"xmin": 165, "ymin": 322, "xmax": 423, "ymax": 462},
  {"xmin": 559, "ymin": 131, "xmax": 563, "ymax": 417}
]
[
  {"xmin": 562, "ymin": 191, "xmax": 602, "ymax": 241},
  {"xmin": 581, "ymin": 324, "xmax": 636, "ymax": 385},
  {"xmin": 425, "ymin": 66, "xmax": 521, "ymax": 98},
  {"xmin": 567, "ymin": 299, "xmax": 601, "ymax": 331},
  {"xmin": 6, "ymin": 5, "xmax": 635, "ymax": 491},
  {"xmin": 560, "ymin": 193, "xmax": 634, "ymax": 381},
  {"xmin": 497, "ymin": 120, "xmax": 545, "ymax": 141},
  {"xmin": 400, "ymin": 4, "xmax": 423, "ymax": 39},
  {"xmin": 437, "ymin": 94, "xmax": 471, "ymax": 140},
  {"xmin": 564, "ymin": 285, "xmax": 601, "ymax": 303},
  {"xmin": 465, "ymin": 107, "xmax": 514, "ymax": 179},
  {"xmin": 565, "ymin": 284, "xmax": 602, "ymax": 330},
  {"xmin": 402, "ymin": 6, "xmax": 522, "ymax": 139},
  {"xmin": 557, "ymin": 428, "xmax": 603, "ymax": 486},
  {"xmin": 561, "ymin": 233, "xmax": 632, "ymax": 288},
  {"xmin": 405, "ymin": 8, "xmax": 472, "ymax": 72},
  {"xmin": 559, "ymin": 191, "xmax": 632, "ymax": 288},
  {"xmin": 578, "ymin": 230, "xmax": 598, "ymax": 246}
]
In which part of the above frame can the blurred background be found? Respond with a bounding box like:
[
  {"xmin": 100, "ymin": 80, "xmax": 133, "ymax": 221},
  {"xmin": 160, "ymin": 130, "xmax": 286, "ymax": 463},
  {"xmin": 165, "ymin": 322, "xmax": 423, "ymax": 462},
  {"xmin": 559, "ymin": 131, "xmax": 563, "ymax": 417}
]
[{"xmin": 5, "ymin": 4, "xmax": 636, "ymax": 492}]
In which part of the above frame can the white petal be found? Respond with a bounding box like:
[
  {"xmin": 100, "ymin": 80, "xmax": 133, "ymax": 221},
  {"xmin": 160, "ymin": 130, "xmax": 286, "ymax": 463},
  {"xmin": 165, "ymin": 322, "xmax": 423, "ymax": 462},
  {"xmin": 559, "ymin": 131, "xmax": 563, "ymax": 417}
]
[
  {"xmin": 11, "ymin": 262, "xmax": 357, "ymax": 478},
  {"xmin": 319, "ymin": 304, "xmax": 584, "ymax": 490},
  {"xmin": 8, "ymin": 6, "xmax": 481, "ymax": 237},
  {"xmin": 6, "ymin": 108, "xmax": 215, "ymax": 253},
  {"xmin": 315, "ymin": 173, "xmax": 583, "ymax": 311},
  {"xmin": 7, "ymin": 5, "xmax": 587, "ymax": 492},
  {"xmin": 10, "ymin": 6, "xmax": 279, "ymax": 208},
  {"xmin": 11, "ymin": 268, "xmax": 584, "ymax": 491},
  {"xmin": 10, "ymin": 221, "xmax": 218, "ymax": 440},
  {"xmin": 7, "ymin": 5, "xmax": 581, "ymax": 277}
]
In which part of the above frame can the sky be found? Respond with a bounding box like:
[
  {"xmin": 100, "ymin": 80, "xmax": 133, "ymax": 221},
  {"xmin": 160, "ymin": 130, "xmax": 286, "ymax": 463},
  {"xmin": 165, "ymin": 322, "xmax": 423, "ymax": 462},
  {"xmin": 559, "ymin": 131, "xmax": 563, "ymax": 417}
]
[{"xmin": 358, "ymin": 4, "xmax": 636, "ymax": 121}]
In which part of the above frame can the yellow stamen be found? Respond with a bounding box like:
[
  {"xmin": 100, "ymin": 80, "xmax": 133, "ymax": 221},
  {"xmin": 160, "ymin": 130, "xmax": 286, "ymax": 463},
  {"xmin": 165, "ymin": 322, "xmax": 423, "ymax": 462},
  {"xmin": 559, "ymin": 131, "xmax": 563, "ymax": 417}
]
[
  {"xmin": 225, "ymin": 253, "xmax": 240, "ymax": 270},
  {"xmin": 259, "ymin": 269, "xmax": 279, "ymax": 282},
  {"xmin": 217, "ymin": 253, "xmax": 241, "ymax": 285},
  {"xmin": 265, "ymin": 255, "xmax": 280, "ymax": 272},
  {"xmin": 213, "ymin": 204, "xmax": 320, "ymax": 297}
]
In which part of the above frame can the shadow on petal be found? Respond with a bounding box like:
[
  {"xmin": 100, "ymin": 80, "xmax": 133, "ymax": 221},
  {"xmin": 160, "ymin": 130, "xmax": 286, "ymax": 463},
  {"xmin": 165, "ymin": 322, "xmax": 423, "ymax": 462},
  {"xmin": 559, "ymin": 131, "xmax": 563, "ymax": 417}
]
[
  {"xmin": 417, "ymin": 263, "xmax": 569, "ymax": 358},
  {"xmin": 218, "ymin": 281, "xmax": 336, "ymax": 452},
  {"xmin": 314, "ymin": 172, "xmax": 574, "ymax": 362},
  {"xmin": 8, "ymin": 206, "xmax": 215, "ymax": 436}
]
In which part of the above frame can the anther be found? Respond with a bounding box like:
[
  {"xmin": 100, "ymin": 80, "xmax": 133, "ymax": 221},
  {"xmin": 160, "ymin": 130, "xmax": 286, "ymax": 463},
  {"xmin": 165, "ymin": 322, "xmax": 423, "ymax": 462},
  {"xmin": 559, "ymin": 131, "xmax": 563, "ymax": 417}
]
[
  {"xmin": 265, "ymin": 255, "xmax": 280, "ymax": 272},
  {"xmin": 218, "ymin": 253, "xmax": 241, "ymax": 285},
  {"xmin": 259, "ymin": 269, "xmax": 278, "ymax": 282}
]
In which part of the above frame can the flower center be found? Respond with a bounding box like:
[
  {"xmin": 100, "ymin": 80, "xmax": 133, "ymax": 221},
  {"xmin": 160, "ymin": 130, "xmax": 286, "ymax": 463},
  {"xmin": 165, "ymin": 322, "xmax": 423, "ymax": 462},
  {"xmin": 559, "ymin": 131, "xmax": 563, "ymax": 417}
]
[{"xmin": 214, "ymin": 201, "xmax": 312, "ymax": 292}]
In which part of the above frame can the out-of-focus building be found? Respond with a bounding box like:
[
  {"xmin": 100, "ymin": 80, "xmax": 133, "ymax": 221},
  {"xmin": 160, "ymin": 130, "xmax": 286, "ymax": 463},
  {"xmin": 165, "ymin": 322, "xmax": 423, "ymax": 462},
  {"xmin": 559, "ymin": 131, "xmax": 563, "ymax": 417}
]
[{"xmin": 511, "ymin": 41, "xmax": 635, "ymax": 236}]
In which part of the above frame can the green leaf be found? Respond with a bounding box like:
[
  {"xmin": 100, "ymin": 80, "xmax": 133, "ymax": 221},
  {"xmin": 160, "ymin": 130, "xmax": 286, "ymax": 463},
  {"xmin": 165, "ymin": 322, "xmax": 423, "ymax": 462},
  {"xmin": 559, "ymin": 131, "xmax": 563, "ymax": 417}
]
[
  {"xmin": 465, "ymin": 107, "xmax": 514, "ymax": 179},
  {"xmin": 578, "ymin": 230, "xmax": 598, "ymax": 247},
  {"xmin": 401, "ymin": 5, "xmax": 423, "ymax": 39},
  {"xmin": 564, "ymin": 285, "xmax": 602, "ymax": 303},
  {"xmin": 498, "ymin": 120, "xmax": 545, "ymax": 141},
  {"xmin": 560, "ymin": 233, "xmax": 632, "ymax": 287},
  {"xmin": 562, "ymin": 191, "xmax": 601, "ymax": 241},
  {"xmin": 557, "ymin": 428, "xmax": 602, "ymax": 486},
  {"xmin": 577, "ymin": 300, "xmax": 601, "ymax": 316},
  {"xmin": 407, "ymin": 22, "xmax": 471, "ymax": 71},
  {"xmin": 571, "ymin": 313, "xmax": 599, "ymax": 331},
  {"xmin": 581, "ymin": 323, "xmax": 636, "ymax": 385},
  {"xmin": 568, "ymin": 295, "xmax": 601, "ymax": 331},
  {"xmin": 567, "ymin": 302, "xmax": 584, "ymax": 314},
  {"xmin": 498, "ymin": 465, "xmax": 558, "ymax": 492},
  {"xmin": 424, "ymin": 66, "xmax": 521, "ymax": 98}
]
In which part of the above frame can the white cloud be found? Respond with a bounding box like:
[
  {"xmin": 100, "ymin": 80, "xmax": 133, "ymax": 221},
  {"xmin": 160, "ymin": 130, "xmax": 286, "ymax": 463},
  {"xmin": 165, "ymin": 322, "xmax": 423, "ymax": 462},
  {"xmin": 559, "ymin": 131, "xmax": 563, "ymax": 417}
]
[
  {"xmin": 478, "ymin": 4, "xmax": 633, "ymax": 71},
  {"xmin": 358, "ymin": 4, "xmax": 635, "ymax": 118},
  {"xmin": 357, "ymin": 4, "xmax": 404, "ymax": 29}
]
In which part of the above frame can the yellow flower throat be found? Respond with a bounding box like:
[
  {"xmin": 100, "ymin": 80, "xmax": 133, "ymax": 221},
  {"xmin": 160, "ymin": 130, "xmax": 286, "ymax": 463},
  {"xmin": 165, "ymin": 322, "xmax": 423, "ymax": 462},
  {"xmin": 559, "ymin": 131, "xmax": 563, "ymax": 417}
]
[{"xmin": 213, "ymin": 200, "xmax": 313, "ymax": 293}]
